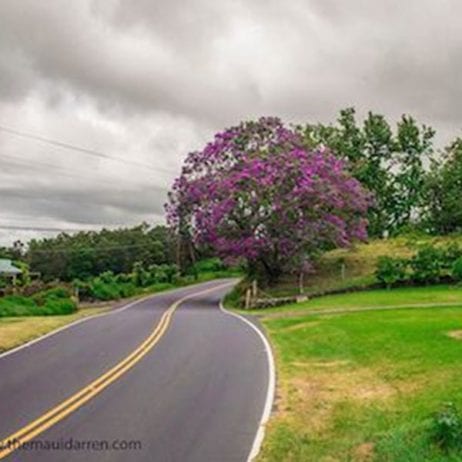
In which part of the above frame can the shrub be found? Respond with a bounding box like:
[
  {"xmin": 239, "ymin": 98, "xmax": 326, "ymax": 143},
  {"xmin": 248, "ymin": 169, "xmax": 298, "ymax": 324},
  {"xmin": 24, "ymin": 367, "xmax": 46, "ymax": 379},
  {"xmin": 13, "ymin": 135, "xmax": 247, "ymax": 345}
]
[
  {"xmin": 192, "ymin": 258, "xmax": 225, "ymax": 274},
  {"xmin": 74, "ymin": 276, "xmax": 137, "ymax": 301},
  {"xmin": 442, "ymin": 244, "xmax": 462, "ymax": 270},
  {"xmin": 375, "ymin": 256, "xmax": 408, "ymax": 288},
  {"xmin": 452, "ymin": 257, "xmax": 462, "ymax": 282},
  {"xmin": 32, "ymin": 286, "xmax": 72, "ymax": 306},
  {"xmin": 410, "ymin": 245, "xmax": 444, "ymax": 284},
  {"xmin": 41, "ymin": 298, "xmax": 76, "ymax": 315},
  {"xmin": 119, "ymin": 283, "xmax": 137, "ymax": 298},
  {"xmin": 430, "ymin": 402, "xmax": 462, "ymax": 453},
  {"xmin": 0, "ymin": 293, "xmax": 76, "ymax": 317},
  {"xmin": 89, "ymin": 281, "xmax": 121, "ymax": 301}
]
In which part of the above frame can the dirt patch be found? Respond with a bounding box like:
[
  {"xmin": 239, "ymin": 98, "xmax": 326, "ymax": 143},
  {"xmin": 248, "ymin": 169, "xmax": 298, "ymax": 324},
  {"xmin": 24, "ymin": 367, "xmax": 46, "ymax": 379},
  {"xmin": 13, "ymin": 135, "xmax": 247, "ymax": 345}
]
[
  {"xmin": 292, "ymin": 360, "xmax": 350, "ymax": 369},
  {"xmin": 353, "ymin": 442, "xmax": 375, "ymax": 461},
  {"xmin": 293, "ymin": 368, "xmax": 395, "ymax": 402},
  {"xmin": 281, "ymin": 321, "xmax": 321, "ymax": 332},
  {"xmin": 288, "ymin": 367, "xmax": 395, "ymax": 434},
  {"xmin": 447, "ymin": 330, "xmax": 462, "ymax": 340}
]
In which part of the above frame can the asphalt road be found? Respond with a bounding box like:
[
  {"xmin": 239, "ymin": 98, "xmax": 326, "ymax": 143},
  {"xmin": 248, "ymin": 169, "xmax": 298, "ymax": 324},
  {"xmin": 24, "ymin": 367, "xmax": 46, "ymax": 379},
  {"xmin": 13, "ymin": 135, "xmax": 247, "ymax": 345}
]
[{"xmin": 0, "ymin": 279, "xmax": 272, "ymax": 462}]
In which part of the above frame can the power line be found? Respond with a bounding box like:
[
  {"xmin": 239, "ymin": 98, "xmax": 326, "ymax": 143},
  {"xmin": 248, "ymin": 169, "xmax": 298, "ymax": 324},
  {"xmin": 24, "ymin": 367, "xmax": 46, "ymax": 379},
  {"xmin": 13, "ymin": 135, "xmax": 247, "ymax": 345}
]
[
  {"xmin": 27, "ymin": 242, "xmax": 163, "ymax": 255},
  {"xmin": 0, "ymin": 224, "xmax": 105, "ymax": 233},
  {"xmin": 0, "ymin": 124, "xmax": 179, "ymax": 176},
  {"xmin": 1, "ymin": 154, "xmax": 166, "ymax": 190}
]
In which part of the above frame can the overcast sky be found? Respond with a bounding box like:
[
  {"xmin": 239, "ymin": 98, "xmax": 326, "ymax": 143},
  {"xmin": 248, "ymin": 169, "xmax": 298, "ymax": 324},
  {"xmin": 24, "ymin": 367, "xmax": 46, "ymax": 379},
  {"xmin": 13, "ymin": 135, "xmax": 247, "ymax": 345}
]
[{"xmin": 1, "ymin": 0, "xmax": 462, "ymax": 246}]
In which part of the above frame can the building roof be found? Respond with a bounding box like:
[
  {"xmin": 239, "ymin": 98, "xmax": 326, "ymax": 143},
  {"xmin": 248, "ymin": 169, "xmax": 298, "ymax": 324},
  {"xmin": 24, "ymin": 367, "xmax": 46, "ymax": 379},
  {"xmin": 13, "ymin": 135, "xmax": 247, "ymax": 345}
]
[{"xmin": 0, "ymin": 259, "xmax": 22, "ymax": 275}]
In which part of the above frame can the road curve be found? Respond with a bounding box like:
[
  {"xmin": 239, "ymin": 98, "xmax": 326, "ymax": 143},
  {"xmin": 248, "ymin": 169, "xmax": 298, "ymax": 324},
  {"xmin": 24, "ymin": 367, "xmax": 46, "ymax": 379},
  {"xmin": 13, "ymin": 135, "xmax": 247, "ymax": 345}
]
[{"xmin": 0, "ymin": 279, "xmax": 272, "ymax": 462}]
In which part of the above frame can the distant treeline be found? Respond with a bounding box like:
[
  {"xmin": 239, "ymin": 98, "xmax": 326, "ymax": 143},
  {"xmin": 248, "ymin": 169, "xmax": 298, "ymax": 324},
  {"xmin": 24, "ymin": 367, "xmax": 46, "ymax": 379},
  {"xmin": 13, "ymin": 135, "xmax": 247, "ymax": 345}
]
[{"xmin": 2, "ymin": 224, "xmax": 178, "ymax": 282}]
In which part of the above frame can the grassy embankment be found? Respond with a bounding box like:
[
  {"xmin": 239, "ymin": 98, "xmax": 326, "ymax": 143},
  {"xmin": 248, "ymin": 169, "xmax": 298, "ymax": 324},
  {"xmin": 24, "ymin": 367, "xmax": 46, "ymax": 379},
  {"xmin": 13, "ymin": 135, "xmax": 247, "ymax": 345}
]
[{"xmin": 261, "ymin": 234, "xmax": 462, "ymax": 299}]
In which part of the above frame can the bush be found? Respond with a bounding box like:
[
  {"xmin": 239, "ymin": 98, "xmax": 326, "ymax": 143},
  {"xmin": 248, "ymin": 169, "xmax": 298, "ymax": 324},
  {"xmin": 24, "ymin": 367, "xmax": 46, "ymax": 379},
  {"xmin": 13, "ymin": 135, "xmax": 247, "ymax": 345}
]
[
  {"xmin": 452, "ymin": 257, "xmax": 462, "ymax": 282},
  {"xmin": 410, "ymin": 245, "xmax": 444, "ymax": 284},
  {"xmin": 32, "ymin": 286, "xmax": 72, "ymax": 306},
  {"xmin": 192, "ymin": 258, "xmax": 225, "ymax": 274},
  {"xmin": 442, "ymin": 244, "xmax": 462, "ymax": 270},
  {"xmin": 74, "ymin": 276, "xmax": 137, "ymax": 301},
  {"xmin": 0, "ymin": 292, "xmax": 76, "ymax": 317},
  {"xmin": 374, "ymin": 243, "xmax": 462, "ymax": 287},
  {"xmin": 430, "ymin": 402, "xmax": 462, "ymax": 453},
  {"xmin": 375, "ymin": 256, "xmax": 408, "ymax": 288}
]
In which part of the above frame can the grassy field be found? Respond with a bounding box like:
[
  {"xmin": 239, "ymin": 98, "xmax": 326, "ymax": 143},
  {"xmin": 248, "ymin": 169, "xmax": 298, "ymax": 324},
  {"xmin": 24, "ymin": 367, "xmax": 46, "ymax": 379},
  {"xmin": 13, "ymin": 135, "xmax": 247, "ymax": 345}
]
[
  {"xmin": 264, "ymin": 235, "xmax": 462, "ymax": 298},
  {"xmin": 0, "ymin": 306, "xmax": 110, "ymax": 353},
  {"xmin": 258, "ymin": 299, "xmax": 462, "ymax": 461},
  {"xmin": 243, "ymin": 285, "xmax": 462, "ymax": 317}
]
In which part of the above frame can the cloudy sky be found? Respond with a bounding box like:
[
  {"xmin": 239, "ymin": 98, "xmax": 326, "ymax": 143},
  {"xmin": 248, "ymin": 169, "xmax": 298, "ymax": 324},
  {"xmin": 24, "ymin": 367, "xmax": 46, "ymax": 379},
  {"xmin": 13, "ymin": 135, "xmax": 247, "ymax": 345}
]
[{"xmin": 1, "ymin": 0, "xmax": 462, "ymax": 246}]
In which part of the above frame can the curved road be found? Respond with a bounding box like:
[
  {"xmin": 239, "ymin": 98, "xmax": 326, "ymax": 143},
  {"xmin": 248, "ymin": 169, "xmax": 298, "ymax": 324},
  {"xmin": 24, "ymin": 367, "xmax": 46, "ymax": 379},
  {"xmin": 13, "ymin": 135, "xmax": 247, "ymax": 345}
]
[{"xmin": 0, "ymin": 279, "xmax": 272, "ymax": 462}]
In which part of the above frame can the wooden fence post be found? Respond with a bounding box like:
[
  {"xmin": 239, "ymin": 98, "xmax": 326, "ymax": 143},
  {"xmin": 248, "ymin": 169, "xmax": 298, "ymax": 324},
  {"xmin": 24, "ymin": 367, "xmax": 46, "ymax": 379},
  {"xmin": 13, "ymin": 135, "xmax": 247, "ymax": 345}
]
[
  {"xmin": 252, "ymin": 280, "xmax": 258, "ymax": 298},
  {"xmin": 245, "ymin": 288, "xmax": 252, "ymax": 310}
]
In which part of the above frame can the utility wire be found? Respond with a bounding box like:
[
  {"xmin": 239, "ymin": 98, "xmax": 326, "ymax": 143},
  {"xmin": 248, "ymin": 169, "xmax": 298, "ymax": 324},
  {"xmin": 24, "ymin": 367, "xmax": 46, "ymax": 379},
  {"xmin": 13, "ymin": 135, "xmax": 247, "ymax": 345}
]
[
  {"xmin": 1, "ymin": 155, "xmax": 167, "ymax": 190},
  {"xmin": 0, "ymin": 224, "xmax": 106, "ymax": 233},
  {"xmin": 26, "ymin": 242, "xmax": 164, "ymax": 255},
  {"xmin": 0, "ymin": 124, "xmax": 179, "ymax": 176}
]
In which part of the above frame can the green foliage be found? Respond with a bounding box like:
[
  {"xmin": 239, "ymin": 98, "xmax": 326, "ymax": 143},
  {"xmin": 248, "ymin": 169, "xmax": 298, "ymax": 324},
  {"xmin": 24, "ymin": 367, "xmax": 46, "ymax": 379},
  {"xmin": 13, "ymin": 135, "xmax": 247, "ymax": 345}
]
[
  {"xmin": 26, "ymin": 224, "xmax": 176, "ymax": 282},
  {"xmin": 430, "ymin": 403, "xmax": 462, "ymax": 453},
  {"xmin": 32, "ymin": 286, "xmax": 72, "ymax": 306},
  {"xmin": 375, "ymin": 256, "xmax": 408, "ymax": 288},
  {"xmin": 374, "ymin": 243, "xmax": 462, "ymax": 287},
  {"xmin": 0, "ymin": 289, "xmax": 76, "ymax": 317},
  {"xmin": 424, "ymin": 139, "xmax": 462, "ymax": 235},
  {"xmin": 74, "ymin": 273, "xmax": 136, "ymax": 302},
  {"xmin": 410, "ymin": 245, "xmax": 445, "ymax": 284},
  {"xmin": 298, "ymin": 108, "xmax": 435, "ymax": 237},
  {"xmin": 223, "ymin": 282, "xmax": 247, "ymax": 308},
  {"xmin": 191, "ymin": 258, "xmax": 225, "ymax": 274},
  {"xmin": 73, "ymin": 263, "xmax": 182, "ymax": 301},
  {"xmin": 452, "ymin": 258, "xmax": 462, "ymax": 282}
]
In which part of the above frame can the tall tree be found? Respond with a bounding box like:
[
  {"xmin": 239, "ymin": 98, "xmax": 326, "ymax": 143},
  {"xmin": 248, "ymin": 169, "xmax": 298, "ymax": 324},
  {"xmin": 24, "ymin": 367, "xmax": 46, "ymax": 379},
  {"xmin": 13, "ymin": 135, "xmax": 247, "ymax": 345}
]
[
  {"xmin": 167, "ymin": 117, "xmax": 371, "ymax": 283},
  {"xmin": 392, "ymin": 116, "xmax": 435, "ymax": 230},
  {"xmin": 298, "ymin": 108, "xmax": 434, "ymax": 237},
  {"xmin": 424, "ymin": 138, "xmax": 462, "ymax": 234}
]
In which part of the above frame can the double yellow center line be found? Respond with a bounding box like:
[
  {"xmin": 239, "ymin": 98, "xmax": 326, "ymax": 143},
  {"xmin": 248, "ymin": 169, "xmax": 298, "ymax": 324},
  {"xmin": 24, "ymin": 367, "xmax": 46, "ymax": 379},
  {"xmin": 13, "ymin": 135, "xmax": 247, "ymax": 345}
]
[{"xmin": 0, "ymin": 282, "xmax": 232, "ymax": 460}]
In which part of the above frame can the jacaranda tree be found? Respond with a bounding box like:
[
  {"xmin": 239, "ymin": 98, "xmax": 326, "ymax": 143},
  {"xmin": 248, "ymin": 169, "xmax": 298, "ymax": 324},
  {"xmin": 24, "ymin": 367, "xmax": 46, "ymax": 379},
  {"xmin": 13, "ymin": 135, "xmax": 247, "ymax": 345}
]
[{"xmin": 166, "ymin": 117, "xmax": 371, "ymax": 282}]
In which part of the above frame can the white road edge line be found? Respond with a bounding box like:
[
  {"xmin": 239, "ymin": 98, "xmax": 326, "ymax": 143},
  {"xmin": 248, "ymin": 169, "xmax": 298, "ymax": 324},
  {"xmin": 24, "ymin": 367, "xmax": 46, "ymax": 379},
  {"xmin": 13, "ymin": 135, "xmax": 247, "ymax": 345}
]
[
  {"xmin": 0, "ymin": 280, "xmax": 222, "ymax": 360},
  {"xmin": 219, "ymin": 302, "xmax": 276, "ymax": 462}
]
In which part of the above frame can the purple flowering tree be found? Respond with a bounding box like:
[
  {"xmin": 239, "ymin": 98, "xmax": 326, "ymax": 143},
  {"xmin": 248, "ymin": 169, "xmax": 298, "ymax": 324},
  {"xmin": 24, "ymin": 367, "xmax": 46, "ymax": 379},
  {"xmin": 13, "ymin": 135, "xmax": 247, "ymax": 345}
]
[{"xmin": 166, "ymin": 117, "xmax": 371, "ymax": 282}]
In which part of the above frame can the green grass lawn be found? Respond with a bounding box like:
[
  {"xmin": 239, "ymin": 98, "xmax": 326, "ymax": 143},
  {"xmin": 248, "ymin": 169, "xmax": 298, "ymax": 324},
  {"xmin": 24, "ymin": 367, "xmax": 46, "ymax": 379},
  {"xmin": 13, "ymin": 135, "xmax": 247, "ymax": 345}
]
[
  {"xmin": 243, "ymin": 285, "xmax": 462, "ymax": 317},
  {"xmin": 259, "ymin": 304, "xmax": 462, "ymax": 461}
]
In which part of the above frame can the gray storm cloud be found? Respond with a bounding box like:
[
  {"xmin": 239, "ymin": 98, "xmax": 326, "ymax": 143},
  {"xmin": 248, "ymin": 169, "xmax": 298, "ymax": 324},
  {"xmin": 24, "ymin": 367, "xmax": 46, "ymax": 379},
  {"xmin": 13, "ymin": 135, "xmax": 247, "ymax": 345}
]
[{"xmin": 1, "ymin": 0, "xmax": 462, "ymax": 245}]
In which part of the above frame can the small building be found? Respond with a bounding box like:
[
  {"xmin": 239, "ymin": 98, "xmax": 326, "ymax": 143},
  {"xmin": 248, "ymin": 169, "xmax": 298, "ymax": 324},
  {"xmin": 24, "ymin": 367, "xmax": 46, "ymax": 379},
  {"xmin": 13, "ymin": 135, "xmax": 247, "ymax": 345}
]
[{"xmin": 0, "ymin": 259, "xmax": 22, "ymax": 285}]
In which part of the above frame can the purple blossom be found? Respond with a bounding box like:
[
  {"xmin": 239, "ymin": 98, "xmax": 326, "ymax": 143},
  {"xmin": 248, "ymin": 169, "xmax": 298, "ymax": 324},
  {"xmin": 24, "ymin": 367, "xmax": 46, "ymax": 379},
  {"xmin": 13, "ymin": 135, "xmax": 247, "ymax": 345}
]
[{"xmin": 166, "ymin": 117, "xmax": 372, "ymax": 274}]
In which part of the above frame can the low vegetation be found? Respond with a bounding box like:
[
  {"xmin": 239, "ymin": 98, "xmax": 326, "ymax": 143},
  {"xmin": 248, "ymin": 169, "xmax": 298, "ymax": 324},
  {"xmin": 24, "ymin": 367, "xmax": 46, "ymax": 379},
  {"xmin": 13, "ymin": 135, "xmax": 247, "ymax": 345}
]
[
  {"xmin": 74, "ymin": 258, "xmax": 238, "ymax": 302},
  {"xmin": 0, "ymin": 287, "xmax": 76, "ymax": 317},
  {"xmin": 226, "ymin": 235, "xmax": 462, "ymax": 305},
  {"xmin": 376, "ymin": 243, "xmax": 462, "ymax": 288}
]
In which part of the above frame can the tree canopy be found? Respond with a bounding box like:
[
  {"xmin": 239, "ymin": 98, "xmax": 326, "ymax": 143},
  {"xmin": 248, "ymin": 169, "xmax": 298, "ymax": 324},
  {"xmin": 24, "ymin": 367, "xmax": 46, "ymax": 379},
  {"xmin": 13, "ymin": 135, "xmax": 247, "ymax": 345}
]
[
  {"xmin": 26, "ymin": 224, "xmax": 175, "ymax": 281},
  {"xmin": 167, "ymin": 117, "xmax": 371, "ymax": 281}
]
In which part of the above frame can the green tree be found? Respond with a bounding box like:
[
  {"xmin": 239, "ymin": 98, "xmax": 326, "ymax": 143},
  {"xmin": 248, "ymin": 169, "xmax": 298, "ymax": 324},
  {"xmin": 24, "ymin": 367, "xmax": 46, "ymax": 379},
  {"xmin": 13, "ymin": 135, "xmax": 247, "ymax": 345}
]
[
  {"xmin": 424, "ymin": 138, "xmax": 462, "ymax": 234},
  {"xmin": 391, "ymin": 116, "xmax": 435, "ymax": 230},
  {"xmin": 298, "ymin": 108, "xmax": 435, "ymax": 237}
]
